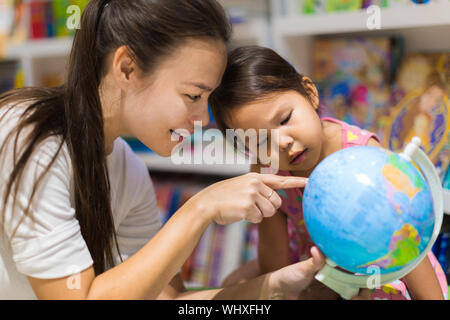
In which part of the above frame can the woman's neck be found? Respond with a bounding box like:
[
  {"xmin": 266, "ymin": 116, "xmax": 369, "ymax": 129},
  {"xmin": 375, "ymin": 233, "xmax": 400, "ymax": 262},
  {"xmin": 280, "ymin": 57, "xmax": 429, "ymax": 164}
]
[{"xmin": 100, "ymin": 78, "xmax": 126, "ymax": 156}]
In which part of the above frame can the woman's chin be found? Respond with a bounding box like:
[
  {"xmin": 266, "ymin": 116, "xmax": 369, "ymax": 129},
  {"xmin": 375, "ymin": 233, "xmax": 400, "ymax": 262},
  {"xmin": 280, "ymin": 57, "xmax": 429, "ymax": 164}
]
[{"xmin": 155, "ymin": 148, "xmax": 173, "ymax": 158}]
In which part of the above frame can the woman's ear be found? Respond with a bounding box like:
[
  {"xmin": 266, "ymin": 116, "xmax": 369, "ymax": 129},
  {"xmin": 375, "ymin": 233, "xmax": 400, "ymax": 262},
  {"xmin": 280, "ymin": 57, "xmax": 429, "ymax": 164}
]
[
  {"xmin": 112, "ymin": 46, "xmax": 136, "ymax": 89},
  {"xmin": 302, "ymin": 76, "xmax": 319, "ymax": 110}
]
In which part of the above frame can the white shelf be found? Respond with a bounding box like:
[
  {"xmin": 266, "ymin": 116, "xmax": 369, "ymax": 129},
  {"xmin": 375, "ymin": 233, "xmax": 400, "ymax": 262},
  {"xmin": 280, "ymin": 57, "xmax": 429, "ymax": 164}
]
[
  {"xmin": 5, "ymin": 37, "xmax": 72, "ymax": 60},
  {"xmin": 3, "ymin": 37, "xmax": 73, "ymax": 86},
  {"xmin": 136, "ymin": 152, "xmax": 250, "ymax": 177},
  {"xmin": 231, "ymin": 17, "xmax": 271, "ymax": 47},
  {"xmin": 273, "ymin": 3, "xmax": 450, "ymax": 37}
]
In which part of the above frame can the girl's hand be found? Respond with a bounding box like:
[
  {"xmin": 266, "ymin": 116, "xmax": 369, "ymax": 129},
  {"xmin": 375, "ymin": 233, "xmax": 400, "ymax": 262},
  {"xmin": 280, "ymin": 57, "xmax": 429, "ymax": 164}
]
[{"xmin": 189, "ymin": 172, "xmax": 308, "ymax": 225}]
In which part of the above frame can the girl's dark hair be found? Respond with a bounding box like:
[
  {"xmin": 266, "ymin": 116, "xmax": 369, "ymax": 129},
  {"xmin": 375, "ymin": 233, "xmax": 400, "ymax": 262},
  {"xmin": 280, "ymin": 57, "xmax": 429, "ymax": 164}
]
[
  {"xmin": 0, "ymin": 0, "xmax": 231, "ymax": 276},
  {"xmin": 209, "ymin": 46, "xmax": 318, "ymax": 134}
]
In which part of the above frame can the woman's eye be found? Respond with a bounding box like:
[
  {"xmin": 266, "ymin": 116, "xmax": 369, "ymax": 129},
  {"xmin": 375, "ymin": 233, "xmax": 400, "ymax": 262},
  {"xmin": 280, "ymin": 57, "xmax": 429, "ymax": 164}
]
[
  {"xmin": 280, "ymin": 112, "xmax": 292, "ymax": 125},
  {"xmin": 186, "ymin": 94, "xmax": 201, "ymax": 102}
]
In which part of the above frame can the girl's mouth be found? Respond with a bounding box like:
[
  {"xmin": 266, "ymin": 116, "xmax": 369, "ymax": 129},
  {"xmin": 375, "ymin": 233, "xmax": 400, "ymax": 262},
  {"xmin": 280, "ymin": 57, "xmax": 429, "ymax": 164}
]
[{"xmin": 290, "ymin": 149, "xmax": 308, "ymax": 165}]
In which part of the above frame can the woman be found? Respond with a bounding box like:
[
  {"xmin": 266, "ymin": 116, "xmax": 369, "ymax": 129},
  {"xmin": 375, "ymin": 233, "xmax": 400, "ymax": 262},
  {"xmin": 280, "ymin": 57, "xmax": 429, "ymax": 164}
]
[{"xmin": 0, "ymin": 0, "xmax": 324, "ymax": 300}]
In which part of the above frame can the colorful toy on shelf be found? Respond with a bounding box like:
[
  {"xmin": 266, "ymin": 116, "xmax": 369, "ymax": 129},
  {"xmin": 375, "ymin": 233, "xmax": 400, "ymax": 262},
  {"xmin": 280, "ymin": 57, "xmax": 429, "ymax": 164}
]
[
  {"xmin": 325, "ymin": 0, "xmax": 363, "ymax": 12},
  {"xmin": 52, "ymin": 0, "xmax": 71, "ymax": 37},
  {"xmin": 303, "ymin": 137, "xmax": 444, "ymax": 299},
  {"xmin": 362, "ymin": 0, "xmax": 389, "ymax": 8},
  {"xmin": 303, "ymin": 0, "xmax": 363, "ymax": 14},
  {"xmin": 312, "ymin": 37, "xmax": 399, "ymax": 133},
  {"xmin": 383, "ymin": 53, "xmax": 450, "ymax": 163}
]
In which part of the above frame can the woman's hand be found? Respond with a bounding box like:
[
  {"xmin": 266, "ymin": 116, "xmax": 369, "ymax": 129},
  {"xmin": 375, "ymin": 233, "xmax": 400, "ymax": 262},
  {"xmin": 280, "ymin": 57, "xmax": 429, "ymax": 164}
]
[
  {"xmin": 266, "ymin": 246, "xmax": 326, "ymax": 299},
  {"xmin": 188, "ymin": 172, "xmax": 308, "ymax": 225},
  {"xmin": 297, "ymin": 279, "xmax": 340, "ymax": 300}
]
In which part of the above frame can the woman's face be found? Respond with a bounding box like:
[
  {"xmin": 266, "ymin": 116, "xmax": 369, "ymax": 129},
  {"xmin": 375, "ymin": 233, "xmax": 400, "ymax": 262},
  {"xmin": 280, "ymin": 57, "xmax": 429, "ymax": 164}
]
[
  {"xmin": 228, "ymin": 90, "xmax": 324, "ymax": 172},
  {"xmin": 120, "ymin": 39, "xmax": 227, "ymax": 157}
]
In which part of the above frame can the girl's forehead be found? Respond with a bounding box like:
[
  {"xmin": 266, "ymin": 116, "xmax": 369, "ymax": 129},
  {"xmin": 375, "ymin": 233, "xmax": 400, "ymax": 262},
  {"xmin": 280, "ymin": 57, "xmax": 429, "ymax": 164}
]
[
  {"xmin": 229, "ymin": 99, "xmax": 276, "ymax": 131},
  {"xmin": 230, "ymin": 92, "xmax": 297, "ymax": 129}
]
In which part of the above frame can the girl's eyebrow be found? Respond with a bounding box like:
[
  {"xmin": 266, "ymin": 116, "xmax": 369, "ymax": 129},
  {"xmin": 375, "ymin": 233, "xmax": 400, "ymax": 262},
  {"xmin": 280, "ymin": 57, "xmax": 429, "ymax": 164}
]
[{"xmin": 183, "ymin": 82, "xmax": 213, "ymax": 92}]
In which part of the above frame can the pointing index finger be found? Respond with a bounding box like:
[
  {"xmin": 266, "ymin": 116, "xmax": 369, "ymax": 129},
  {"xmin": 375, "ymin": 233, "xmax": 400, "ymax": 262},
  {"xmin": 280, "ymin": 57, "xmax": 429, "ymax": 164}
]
[{"xmin": 259, "ymin": 174, "xmax": 308, "ymax": 190}]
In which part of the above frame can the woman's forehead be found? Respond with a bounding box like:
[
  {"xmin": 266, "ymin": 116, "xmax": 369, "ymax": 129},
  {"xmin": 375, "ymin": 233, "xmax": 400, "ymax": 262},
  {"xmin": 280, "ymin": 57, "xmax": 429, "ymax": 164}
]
[{"xmin": 154, "ymin": 39, "xmax": 227, "ymax": 86}]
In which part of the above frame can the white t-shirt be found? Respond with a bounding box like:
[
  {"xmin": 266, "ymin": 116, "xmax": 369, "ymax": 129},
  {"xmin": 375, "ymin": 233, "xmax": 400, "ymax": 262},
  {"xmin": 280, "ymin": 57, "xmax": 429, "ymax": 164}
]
[{"xmin": 0, "ymin": 105, "xmax": 162, "ymax": 299}]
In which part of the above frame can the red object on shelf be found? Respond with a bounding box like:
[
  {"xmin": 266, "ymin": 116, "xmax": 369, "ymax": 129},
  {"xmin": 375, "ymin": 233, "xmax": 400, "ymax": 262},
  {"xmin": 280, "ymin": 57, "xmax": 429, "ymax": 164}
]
[{"xmin": 29, "ymin": 1, "xmax": 46, "ymax": 39}]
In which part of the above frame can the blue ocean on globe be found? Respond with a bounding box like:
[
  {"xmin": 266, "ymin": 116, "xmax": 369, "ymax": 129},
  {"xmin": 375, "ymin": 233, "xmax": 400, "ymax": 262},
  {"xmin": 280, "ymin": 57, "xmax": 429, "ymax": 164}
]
[{"xmin": 302, "ymin": 146, "xmax": 434, "ymax": 274}]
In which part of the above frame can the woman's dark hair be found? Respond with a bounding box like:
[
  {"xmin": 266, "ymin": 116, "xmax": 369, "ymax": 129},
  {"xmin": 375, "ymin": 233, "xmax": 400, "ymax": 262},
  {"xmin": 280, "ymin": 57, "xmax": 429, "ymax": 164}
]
[
  {"xmin": 209, "ymin": 46, "xmax": 318, "ymax": 135},
  {"xmin": 0, "ymin": 0, "xmax": 231, "ymax": 275}
]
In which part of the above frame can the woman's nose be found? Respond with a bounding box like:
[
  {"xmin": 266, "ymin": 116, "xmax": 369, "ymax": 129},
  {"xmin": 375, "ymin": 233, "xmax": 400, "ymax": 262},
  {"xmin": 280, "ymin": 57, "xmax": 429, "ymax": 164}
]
[{"xmin": 190, "ymin": 103, "xmax": 210, "ymax": 127}]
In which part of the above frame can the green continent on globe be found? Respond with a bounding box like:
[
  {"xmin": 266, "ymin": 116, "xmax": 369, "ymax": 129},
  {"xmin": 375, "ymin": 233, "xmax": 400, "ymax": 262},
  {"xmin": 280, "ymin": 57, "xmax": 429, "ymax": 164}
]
[
  {"xmin": 388, "ymin": 153, "xmax": 426, "ymax": 189},
  {"xmin": 382, "ymin": 154, "xmax": 423, "ymax": 203},
  {"xmin": 358, "ymin": 224, "xmax": 420, "ymax": 270}
]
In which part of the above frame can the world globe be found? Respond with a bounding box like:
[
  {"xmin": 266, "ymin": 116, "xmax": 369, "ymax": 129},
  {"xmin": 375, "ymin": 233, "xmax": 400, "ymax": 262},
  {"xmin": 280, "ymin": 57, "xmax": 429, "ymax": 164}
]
[{"xmin": 302, "ymin": 146, "xmax": 435, "ymax": 275}]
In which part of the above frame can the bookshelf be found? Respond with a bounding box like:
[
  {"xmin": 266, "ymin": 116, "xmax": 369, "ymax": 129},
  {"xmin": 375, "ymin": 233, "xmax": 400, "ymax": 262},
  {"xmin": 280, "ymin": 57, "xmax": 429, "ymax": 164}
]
[
  {"xmin": 272, "ymin": 2, "xmax": 450, "ymax": 36},
  {"xmin": 5, "ymin": 37, "xmax": 72, "ymax": 87},
  {"xmin": 270, "ymin": 2, "xmax": 450, "ymax": 75},
  {"xmin": 5, "ymin": 37, "xmax": 72, "ymax": 60}
]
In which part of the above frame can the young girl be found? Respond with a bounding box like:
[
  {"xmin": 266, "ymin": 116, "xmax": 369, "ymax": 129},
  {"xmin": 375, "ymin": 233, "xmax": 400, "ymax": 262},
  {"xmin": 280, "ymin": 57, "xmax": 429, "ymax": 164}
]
[
  {"xmin": 0, "ymin": 1, "xmax": 323, "ymax": 300},
  {"xmin": 209, "ymin": 46, "xmax": 448, "ymax": 300}
]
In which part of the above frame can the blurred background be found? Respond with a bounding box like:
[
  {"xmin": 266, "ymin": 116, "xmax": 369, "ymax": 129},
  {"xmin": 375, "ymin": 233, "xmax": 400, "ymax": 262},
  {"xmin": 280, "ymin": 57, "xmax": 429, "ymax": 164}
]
[{"xmin": 0, "ymin": 0, "xmax": 449, "ymax": 290}]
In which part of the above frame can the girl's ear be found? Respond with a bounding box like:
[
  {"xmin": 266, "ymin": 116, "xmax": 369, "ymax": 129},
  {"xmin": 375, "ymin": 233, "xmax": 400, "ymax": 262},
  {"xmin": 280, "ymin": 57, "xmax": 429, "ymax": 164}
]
[
  {"xmin": 112, "ymin": 46, "xmax": 136, "ymax": 89},
  {"xmin": 302, "ymin": 76, "xmax": 319, "ymax": 110}
]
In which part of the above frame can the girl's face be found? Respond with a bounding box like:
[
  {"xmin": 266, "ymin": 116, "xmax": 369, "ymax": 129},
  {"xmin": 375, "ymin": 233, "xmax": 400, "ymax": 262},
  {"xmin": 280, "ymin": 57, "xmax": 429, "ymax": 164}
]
[
  {"xmin": 117, "ymin": 39, "xmax": 227, "ymax": 157},
  {"xmin": 228, "ymin": 90, "xmax": 324, "ymax": 172}
]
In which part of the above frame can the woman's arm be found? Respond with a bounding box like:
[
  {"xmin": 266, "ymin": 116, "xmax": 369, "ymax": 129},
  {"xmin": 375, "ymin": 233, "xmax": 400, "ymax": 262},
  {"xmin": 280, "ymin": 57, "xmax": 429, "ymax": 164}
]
[
  {"xmin": 161, "ymin": 246, "xmax": 326, "ymax": 300},
  {"xmin": 403, "ymin": 256, "xmax": 444, "ymax": 300},
  {"xmin": 28, "ymin": 198, "xmax": 209, "ymax": 300},
  {"xmin": 27, "ymin": 173, "xmax": 308, "ymax": 300}
]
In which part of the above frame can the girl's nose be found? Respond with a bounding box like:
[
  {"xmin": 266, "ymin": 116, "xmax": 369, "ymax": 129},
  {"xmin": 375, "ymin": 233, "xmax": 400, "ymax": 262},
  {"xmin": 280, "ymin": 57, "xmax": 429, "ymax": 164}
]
[{"xmin": 278, "ymin": 133, "xmax": 294, "ymax": 152}]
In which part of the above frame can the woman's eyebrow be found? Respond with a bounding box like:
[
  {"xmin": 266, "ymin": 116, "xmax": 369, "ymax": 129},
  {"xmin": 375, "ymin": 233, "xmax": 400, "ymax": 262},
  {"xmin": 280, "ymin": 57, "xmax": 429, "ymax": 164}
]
[{"xmin": 183, "ymin": 82, "xmax": 213, "ymax": 92}]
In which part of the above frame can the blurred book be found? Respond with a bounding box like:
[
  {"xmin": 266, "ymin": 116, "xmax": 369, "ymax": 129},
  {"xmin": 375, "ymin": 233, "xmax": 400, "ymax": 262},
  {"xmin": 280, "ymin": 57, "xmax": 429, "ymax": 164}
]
[
  {"xmin": 40, "ymin": 71, "xmax": 64, "ymax": 87},
  {"xmin": 2, "ymin": 0, "xmax": 91, "ymax": 41},
  {"xmin": 303, "ymin": 0, "xmax": 363, "ymax": 14},
  {"xmin": 0, "ymin": 59, "xmax": 21, "ymax": 93},
  {"xmin": 312, "ymin": 36, "xmax": 402, "ymax": 133}
]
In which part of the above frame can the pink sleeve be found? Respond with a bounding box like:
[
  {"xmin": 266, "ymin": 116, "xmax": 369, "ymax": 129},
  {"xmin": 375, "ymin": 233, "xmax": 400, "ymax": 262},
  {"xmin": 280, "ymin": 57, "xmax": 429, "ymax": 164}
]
[{"xmin": 342, "ymin": 123, "xmax": 380, "ymax": 148}]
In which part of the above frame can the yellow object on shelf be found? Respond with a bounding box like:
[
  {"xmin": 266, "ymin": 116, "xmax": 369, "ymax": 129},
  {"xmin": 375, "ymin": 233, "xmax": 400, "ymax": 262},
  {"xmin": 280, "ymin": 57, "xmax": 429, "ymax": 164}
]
[{"xmin": 14, "ymin": 66, "xmax": 24, "ymax": 88}]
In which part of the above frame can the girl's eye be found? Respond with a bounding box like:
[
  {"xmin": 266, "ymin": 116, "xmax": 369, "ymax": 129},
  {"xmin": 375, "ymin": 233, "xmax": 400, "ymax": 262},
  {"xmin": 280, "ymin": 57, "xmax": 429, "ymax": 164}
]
[
  {"xmin": 186, "ymin": 94, "xmax": 201, "ymax": 102},
  {"xmin": 280, "ymin": 112, "xmax": 292, "ymax": 126}
]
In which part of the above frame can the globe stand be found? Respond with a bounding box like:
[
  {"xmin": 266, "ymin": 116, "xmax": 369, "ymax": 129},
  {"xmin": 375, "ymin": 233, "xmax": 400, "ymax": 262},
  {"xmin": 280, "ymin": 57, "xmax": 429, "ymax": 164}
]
[{"xmin": 314, "ymin": 137, "xmax": 444, "ymax": 300}]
